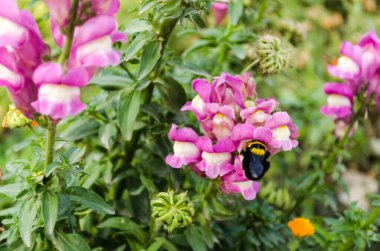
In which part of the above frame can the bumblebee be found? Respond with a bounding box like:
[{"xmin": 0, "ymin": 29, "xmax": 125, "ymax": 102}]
[{"xmin": 242, "ymin": 141, "xmax": 270, "ymax": 181}]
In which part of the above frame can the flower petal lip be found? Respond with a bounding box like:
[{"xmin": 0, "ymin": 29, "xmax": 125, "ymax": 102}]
[
  {"xmin": 323, "ymin": 82, "xmax": 353, "ymax": 101},
  {"xmin": 168, "ymin": 124, "xmax": 199, "ymax": 143},
  {"xmin": 31, "ymin": 84, "xmax": 86, "ymax": 120},
  {"xmin": 32, "ymin": 63, "xmax": 90, "ymax": 87}
]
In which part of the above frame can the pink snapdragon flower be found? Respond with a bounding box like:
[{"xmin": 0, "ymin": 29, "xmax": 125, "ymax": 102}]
[
  {"xmin": 165, "ymin": 124, "xmax": 201, "ymax": 168},
  {"xmin": 201, "ymin": 105, "xmax": 235, "ymax": 140},
  {"xmin": 212, "ymin": 1, "xmax": 229, "ymax": 26},
  {"xmin": 320, "ymin": 82, "xmax": 353, "ymax": 120},
  {"xmin": 196, "ymin": 137, "xmax": 235, "ymax": 179},
  {"xmin": 265, "ymin": 112, "xmax": 299, "ymax": 151},
  {"xmin": 167, "ymin": 72, "xmax": 298, "ymax": 200},
  {"xmin": 31, "ymin": 63, "xmax": 89, "ymax": 120},
  {"xmin": 221, "ymin": 156, "xmax": 260, "ymax": 200}
]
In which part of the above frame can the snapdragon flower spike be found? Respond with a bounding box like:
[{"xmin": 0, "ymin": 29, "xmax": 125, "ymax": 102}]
[
  {"xmin": 240, "ymin": 98, "xmax": 278, "ymax": 126},
  {"xmin": 212, "ymin": 1, "xmax": 229, "ymax": 25},
  {"xmin": 265, "ymin": 112, "xmax": 299, "ymax": 151},
  {"xmin": 320, "ymin": 82, "xmax": 354, "ymax": 120},
  {"xmin": 32, "ymin": 63, "xmax": 90, "ymax": 120},
  {"xmin": 165, "ymin": 124, "xmax": 201, "ymax": 168},
  {"xmin": 221, "ymin": 156, "xmax": 260, "ymax": 200},
  {"xmin": 69, "ymin": 15, "xmax": 126, "ymax": 73},
  {"xmin": 196, "ymin": 137, "xmax": 235, "ymax": 179}
]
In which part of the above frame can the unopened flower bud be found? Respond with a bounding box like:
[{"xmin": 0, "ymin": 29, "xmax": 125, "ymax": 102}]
[
  {"xmin": 2, "ymin": 105, "xmax": 32, "ymax": 129},
  {"xmin": 256, "ymin": 35, "xmax": 290, "ymax": 75},
  {"xmin": 151, "ymin": 190, "xmax": 195, "ymax": 233}
]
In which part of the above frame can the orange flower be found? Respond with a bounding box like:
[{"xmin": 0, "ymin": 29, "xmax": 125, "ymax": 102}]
[{"xmin": 288, "ymin": 217, "xmax": 315, "ymax": 238}]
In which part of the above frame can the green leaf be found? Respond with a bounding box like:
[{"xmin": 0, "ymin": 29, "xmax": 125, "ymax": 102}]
[
  {"xmin": 90, "ymin": 75, "xmax": 132, "ymax": 90},
  {"xmin": 68, "ymin": 187, "xmax": 115, "ymax": 215},
  {"xmin": 124, "ymin": 31, "xmax": 156, "ymax": 62},
  {"xmin": 138, "ymin": 41, "xmax": 162, "ymax": 80},
  {"xmin": 156, "ymin": 78, "xmax": 187, "ymax": 113},
  {"xmin": 190, "ymin": 13, "xmax": 206, "ymax": 28},
  {"xmin": 99, "ymin": 124, "xmax": 117, "ymax": 150},
  {"xmin": 139, "ymin": 0, "xmax": 162, "ymax": 15},
  {"xmin": 185, "ymin": 226, "xmax": 207, "ymax": 251},
  {"xmin": 98, "ymin": 217, "xmax": 146, "ymax": 243},
  {"xmin": 45, "ymin": 162, "xmax": 62, "ymax": 177},
  {"xmin": 42, "ymin": 191, "xmax": 58, "ymax": 235},
  {"xmin": 140, "ymin": 175, "xmax": 158, "ymax": 197},
  {"xmin": 118, "ymin": 89, "xmax": 142, "ymax": 141},
  {"xmin": 19, "ymin": 197, "xmax": 40, "ymax": 247},
  {"xmin": 0, "ymin": 183, "xmax": 23, "ymax": 198},
  {"xmin": 124, "ymin": 19, "xmax": 153, "ymax": 34},
  {"xmin": 60, "ymin": 119, "xmax": 99, "ymax": 142},
  {"xmin": 229, "ymin": 0, "xmax": 244, "ymax": 26},
  {"xmin": 55, "ymin": 232, "xmax": 91, "ymax": 251}
]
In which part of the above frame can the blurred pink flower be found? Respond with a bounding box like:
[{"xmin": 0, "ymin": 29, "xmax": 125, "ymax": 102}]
[
  {"xmin": 320, "ymin": 82, "xmax": 353, "ymax": 121},
  {"xmin": 212, "ymin": 1, "xmax": 229, "ymax": 25}
]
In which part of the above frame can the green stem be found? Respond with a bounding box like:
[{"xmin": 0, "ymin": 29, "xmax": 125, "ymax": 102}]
[
  {"xmin": 287, "ymin": 100, "xmax": 366, "ymax": 216},
  {"xmin": 290, "ymin": 239, "xmax": 299, "ymax": 251},
  {"xmin": 115, "ymin": 17, "xmax": 179, "ymax": 200},
  {"xmin": 59, "ymin": 0, "xmax": 80, "ymax": 64},
  {"xmin": 215, "ymin": 23, "xmax": 233, "ymax": 74},
  {"xmin": 365, "ymin": 207, "xmax": 380, "ymax": 227},
  {"xmin": 45, "ymin": 122, "xmax": 56, "ymax": 167},
  {"xmin": 45, "ymin": 0, "xmax": 79, "ymax": 167}
]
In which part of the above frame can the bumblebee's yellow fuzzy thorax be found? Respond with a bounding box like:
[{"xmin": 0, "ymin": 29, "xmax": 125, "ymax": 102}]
[
  {"xmin": 250, "ymin": 148, "xmax": 266, "ymax": 156},
  {"xmin": 247, "ymin": 141, "xmax": 267, "ymax": 156}
]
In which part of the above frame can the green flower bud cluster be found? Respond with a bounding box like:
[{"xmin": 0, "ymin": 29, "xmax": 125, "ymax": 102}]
[
  {"xmin": 151, "ymin": 190, "xmax": 195, "ymax": 233},
  {"xmin": 2, "ymin": 105, "xmax": 31, "ymax": 129},
  {"xmin": 259, "ymin": 181, "xmax": 295, "ymax": 210},
  {"xmin": 256, "ymin": 34, "xmax": 290, "ymax": 75}
]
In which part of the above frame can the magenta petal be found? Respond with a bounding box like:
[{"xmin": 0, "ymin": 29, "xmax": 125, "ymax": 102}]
[
  {"xmin": 196, "ymin": 136, "xmax": 213, "ymax": 152},
  {"xmin": 265, "ymin": 112, "xmax": 291, "ymax": 128},
  {"xmin": 192, "ymin": 78, "xmax": 211, "ymax": 102},
  {"xmin": 252, "ymin": 127, "xmax": 272, "ymax": 144},
  {"xmin": 231, "ymin": 123, "xmax": 254, "ymax": 141},
  {"xmin": 32, "ymin": 62, "xmax": 63, "ymax": 86},
  {"xmin": 168, "ymin": 124, "xmax": 199, "ymax": 143},
  {"xmin": 213, "ymin": 138, "xmax": 236, "ymax": 152}
]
